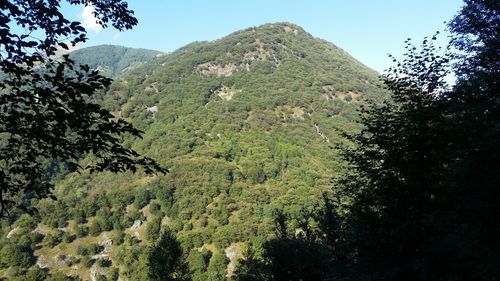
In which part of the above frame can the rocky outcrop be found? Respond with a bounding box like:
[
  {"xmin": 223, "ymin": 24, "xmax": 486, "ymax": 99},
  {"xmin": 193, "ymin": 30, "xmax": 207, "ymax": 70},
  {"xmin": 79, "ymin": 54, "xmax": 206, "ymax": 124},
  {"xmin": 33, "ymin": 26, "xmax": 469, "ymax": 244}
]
[{"xmin": 197, "ymin": 62, "xmax": 238, "ymax": 77}]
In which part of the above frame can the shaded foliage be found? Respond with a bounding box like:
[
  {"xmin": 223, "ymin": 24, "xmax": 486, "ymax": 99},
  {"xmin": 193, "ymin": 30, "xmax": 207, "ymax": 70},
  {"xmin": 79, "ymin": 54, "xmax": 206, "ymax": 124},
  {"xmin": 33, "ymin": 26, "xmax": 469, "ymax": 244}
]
[
  {"xmin": 236, "ymin": 209, "xmax": 332, "ymax": 281},
  {"xmin": 147, "ymin": 229, "xmax": 191, "ymax": 281},
  {"xmin": 331, "ymin": 1, "xmax": 500, "ymax": 280},
  {"xmin": 338, "ymin": 36, "xmax": 451, "ymax": 280},
  {"xmin": 441, "ymin": 0, "xmax": 500, "ymax": 278}
]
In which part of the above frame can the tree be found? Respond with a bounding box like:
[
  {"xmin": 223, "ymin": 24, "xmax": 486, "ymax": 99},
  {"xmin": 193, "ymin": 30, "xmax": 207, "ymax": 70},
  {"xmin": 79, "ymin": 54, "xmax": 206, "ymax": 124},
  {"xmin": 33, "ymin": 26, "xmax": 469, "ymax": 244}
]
[
  {"xmin": 187, "ymin": 248, "xmax": 212, "ymax": 281},
  {"xmin": 449, "ymin": 0, "xmax": 499, "ymax": 76},
  {"xmin": 206, "ymin": 252, "xmax": 228, "ymax": 281},
  {"xmin": 145, "ymin": 215, "xmax": 162, "ymax": 242},
  {"xmin": 236, "ymin": 210, "xmax": 331, "ymax": 281},
  {"xmin": 440, "ymin": 0, "xmax": 500, "ymax": 278},
  {"xmin": 11, "ymin": 266, "xmax": 48, "ymax": 281},
  {"xmin": 45, "ymin": 271, "xmax": 82, "ymax": 281},
  {"xmin": 338, "ymin": 36, "xmax": 451, "ymax": 280},
  {"xmin": 0, "ymin": 243, "xmax": 34, "ymax": 268},
  {"xmin": 108, "ymin": 267, "xmax": 120, "ymax": 281},
  {"xmin": 147, "ymin": 229, "xmax": 190, "ymax": 281},
  {"xmin": 89, "ymin": 219, "xmax": 102, "ymax": 236},
  {"xmin": 335, "ymin": 1, "xmax": 500, "ymax": 279},
  {"xmin": 0, "ymin": 0, "xmax": 166, "ymax": 217}
]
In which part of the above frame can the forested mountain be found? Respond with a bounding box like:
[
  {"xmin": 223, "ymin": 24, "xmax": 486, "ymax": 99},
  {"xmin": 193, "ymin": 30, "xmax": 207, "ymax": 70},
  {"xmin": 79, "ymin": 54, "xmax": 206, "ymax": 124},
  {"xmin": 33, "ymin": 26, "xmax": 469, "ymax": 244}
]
[
  {"xmin": 0, "ymin": 23, "xmax": 387, "ymax": 280},
  {"xmin": 69, "ymin": 45, "xmax": 163, "ymax": 77}
]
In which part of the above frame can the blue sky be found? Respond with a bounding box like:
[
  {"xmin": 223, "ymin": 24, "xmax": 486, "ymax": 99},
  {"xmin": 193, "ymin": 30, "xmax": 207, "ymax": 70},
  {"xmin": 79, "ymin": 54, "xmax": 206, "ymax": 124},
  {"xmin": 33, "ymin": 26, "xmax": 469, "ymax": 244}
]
[{"xmin": 66, "ymin": 0, "xmax": 464, "ymax": 73}]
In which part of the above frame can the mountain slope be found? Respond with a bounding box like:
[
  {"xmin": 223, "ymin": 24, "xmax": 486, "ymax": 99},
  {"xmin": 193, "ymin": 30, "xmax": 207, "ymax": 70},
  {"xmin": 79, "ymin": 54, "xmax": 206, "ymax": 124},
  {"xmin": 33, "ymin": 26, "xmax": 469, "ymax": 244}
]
[
  {"xmin": 1, "ymin": 23, "xmax": 387, "ymax": 280},
  {"xmin": 69, "ymin": 45, "xmax": 164, "ymax": 77}
]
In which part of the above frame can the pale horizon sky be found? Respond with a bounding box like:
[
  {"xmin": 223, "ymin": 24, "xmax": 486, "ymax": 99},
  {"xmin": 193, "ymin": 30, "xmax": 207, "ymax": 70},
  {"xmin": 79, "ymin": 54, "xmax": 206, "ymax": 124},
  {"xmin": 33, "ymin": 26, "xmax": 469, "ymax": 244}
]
[{"xmin": 64, "ymin": 0, "xmax": 464, "ymax": 73}]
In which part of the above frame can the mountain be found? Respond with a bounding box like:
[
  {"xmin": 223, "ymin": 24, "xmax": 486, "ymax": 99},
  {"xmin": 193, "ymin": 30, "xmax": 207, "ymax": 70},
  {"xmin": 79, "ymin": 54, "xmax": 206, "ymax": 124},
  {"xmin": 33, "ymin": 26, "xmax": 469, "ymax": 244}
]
[
  {"xmin": 69, "ymin": 45, "xmax": 164, "ymax": 77},
  {"xmin": 0, "ymin": 23, "xmax": 387, "ymax": 280}
]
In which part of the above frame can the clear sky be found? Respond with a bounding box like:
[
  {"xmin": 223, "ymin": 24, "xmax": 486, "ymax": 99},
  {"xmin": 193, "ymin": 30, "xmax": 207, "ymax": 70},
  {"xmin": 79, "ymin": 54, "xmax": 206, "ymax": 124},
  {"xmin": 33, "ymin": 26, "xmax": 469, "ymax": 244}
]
[{"xmin": 65, "ymin": 0, "xmax": 464, "ymax": 73}]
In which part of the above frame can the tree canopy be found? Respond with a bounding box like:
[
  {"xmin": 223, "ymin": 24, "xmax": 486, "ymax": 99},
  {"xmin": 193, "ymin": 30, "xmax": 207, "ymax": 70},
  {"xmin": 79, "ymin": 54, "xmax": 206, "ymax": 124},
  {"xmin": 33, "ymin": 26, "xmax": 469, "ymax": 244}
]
[{"xmin": 147, "ymin": 230, "xmax": 190, "ymax": 281}]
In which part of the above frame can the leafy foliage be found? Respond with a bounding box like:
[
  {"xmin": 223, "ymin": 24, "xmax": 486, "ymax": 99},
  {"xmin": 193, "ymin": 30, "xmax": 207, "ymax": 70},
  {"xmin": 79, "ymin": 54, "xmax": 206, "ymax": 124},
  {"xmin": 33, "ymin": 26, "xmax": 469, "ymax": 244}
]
[
  {"xmin": 0, "ymin": 0, "xmax": 165, "ymax": 217},
  {"xmin": 147, "ymin": 230, "xmax": 190, "ymax": 281},
  {"xmin": 327, "ymin": 1, "xmax": 500, "ymax": 280},
  {"xmin": 442, "ymin": 0, "xmax": 500, "ymax": 278},
  {"xmin": 337, "ymin": 36, "xmax": 453, "ymax": 280}
]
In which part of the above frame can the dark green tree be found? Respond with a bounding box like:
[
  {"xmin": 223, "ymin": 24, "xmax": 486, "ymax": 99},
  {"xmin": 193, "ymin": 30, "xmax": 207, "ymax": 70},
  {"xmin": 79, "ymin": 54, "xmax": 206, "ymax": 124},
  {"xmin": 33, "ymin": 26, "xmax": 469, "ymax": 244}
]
[
  {"xmin": 449, "ymin": 0, "xmax": 499, "ymax": 76},
  {"xmin": 10, "ymin": 266, "xmax": 49, "ymax": 281},
  {"xmin": 89, "ymin": 220, "xmax": 102, "ymax": 236},
  {"xmin": 45, "ymin": 271, "xmax": 82, "ymax": 281},
  {"xmin": 147, "ymin": 229, "xmax": 190, "ymax": 281},
  {"xmin": 145, "ymin": 215, "xmax": 162, "ymax": 242},
  {"xmin": 0, "ymin": 243, "xmax": 34, "ymax": 268},
  {"xmin": 0, "ymin": 0, "xmax": 166, "ymax": 217},
  {"xmin": 206, "ymin": 252, "xmax": 228, "ymax": 281},
  {"xmin": 336, "ymin": 1, "xmax": 500, "ymax": 279},
  {"xmin": 108, "ymin": 267, "xmax": 120, "ymax": 281},
  {"xmin": 338, "ymin": 36, "xmax": 451, "ymax": 280},
  {"xmin": 188, "ymin": 248, "xmax": 212, "ymax": 281},
  {"xmin": 236, "ymin": 210, "xmax": 331, "ymax": 281},
  {"xmin": 439, "ymin": 0, "xmax": 500, "ymax": 278}
]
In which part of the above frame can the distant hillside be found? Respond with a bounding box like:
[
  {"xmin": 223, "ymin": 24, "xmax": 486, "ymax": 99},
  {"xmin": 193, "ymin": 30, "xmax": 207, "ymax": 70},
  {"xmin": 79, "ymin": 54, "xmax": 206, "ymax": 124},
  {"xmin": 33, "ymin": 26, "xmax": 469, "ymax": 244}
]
[
  {"xmin": 69, "ymin": 45, "xmax": 164, "ymax": 77},
  {"xmin": 1, "ymin": 23, "xmax": 387, "ymax": 280}
]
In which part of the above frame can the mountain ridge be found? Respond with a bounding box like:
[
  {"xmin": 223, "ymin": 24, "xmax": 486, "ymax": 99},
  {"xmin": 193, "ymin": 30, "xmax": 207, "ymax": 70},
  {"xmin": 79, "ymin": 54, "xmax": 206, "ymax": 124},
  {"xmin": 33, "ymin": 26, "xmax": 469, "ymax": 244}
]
[{"xmin": 69, "ymin": 44, "xmax": 163, "ymax": 77}]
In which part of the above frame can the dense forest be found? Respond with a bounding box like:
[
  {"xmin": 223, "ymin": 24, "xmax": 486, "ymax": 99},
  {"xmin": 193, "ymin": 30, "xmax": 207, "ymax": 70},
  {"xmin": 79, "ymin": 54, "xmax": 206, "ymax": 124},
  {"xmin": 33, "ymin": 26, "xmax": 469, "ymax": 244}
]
[
  {"xmin": 68, "ymin": 45, "xmax": 162, "ymax": 78},
  {"xmin": 0, "ymin": 0, "xmax": 498, "ymax": 280}
]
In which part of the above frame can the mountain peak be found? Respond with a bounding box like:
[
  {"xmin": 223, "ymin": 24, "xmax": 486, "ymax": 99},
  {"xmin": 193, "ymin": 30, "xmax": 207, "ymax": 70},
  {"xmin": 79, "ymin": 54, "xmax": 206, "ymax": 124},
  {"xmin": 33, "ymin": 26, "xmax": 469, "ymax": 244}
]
[
  {"xmin": 251, "ymin": 22, "xmax": 306, "ymax": 35},
  {"xmin": 147, "ymin": 22, "xmax": 377, "ymax": 87},
  {"xmin": 225, "ymin": 22, "xmax": 312, "ymax": 46}
]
